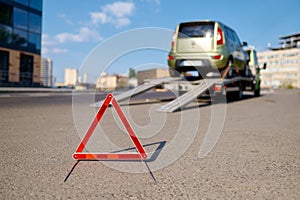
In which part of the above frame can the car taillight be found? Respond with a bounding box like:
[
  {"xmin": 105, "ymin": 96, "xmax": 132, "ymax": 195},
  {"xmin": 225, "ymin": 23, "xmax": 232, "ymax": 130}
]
[
  {"xmin": 212, "ymin": 55, "xmax": 222, "ymax": 60},
  {"xmin": 171, "ymin": 32, "xmax": 176, "ymax": 48},
  {"xmin": 217, "ymin": 27, "xmax": 224, "ymax": 45}
]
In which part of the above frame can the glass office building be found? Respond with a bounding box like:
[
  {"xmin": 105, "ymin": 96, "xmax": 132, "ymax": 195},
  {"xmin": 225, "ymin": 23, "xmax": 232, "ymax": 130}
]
[{"xmin": 0, "ymin": 0, "xmax": 42, "ymax": 87}]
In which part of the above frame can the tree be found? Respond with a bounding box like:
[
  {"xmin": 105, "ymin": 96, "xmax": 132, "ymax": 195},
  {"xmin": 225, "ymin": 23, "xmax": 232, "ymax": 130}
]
[{"xmin": 129, "ymin": 68, "xmax": 136, "ymax": 78}]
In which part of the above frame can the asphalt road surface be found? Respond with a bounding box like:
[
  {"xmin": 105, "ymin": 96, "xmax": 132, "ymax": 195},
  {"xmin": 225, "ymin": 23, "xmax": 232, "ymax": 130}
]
[{"xmin": 0, "ymin": 90, "xmax": 299, "ymax": 199}]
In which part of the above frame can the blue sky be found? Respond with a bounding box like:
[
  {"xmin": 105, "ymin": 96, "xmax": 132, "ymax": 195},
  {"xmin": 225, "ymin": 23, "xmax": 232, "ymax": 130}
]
[{"xmin": 42, "ymin": 0, "xmax": 300, "ymax": 82}]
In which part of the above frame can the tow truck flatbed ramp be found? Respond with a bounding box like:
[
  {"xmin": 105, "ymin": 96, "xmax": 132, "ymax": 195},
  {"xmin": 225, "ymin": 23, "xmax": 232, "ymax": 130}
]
[
  {"xmin": 157, "ymin": 78, "xmax": 221, "ymax": 113},
  {"xmin": 93, "ymin": 76, "xmax": 251, "ymax": 112},
  {"xmin": 92, "ymin": 77, "xmax": 183, "ymax": 107}
]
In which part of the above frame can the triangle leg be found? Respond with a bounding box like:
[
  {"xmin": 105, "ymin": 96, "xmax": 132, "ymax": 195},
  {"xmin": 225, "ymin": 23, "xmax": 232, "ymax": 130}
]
[
  {"xmin": 142, "ymin": 160, "xmax": 157, "ymax": 184},
  {"xmin": 64, "ymin": 160, "xmax": 80, "ymax": 182}
]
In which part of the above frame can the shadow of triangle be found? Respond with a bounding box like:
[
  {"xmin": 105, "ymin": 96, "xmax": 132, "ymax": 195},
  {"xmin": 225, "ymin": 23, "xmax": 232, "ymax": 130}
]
[{"xmin": 89, "ymin": 141, "xmax": 167, "ymax": 163}]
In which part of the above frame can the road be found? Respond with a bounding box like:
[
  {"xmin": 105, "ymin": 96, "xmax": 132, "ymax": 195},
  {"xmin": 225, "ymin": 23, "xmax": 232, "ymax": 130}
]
[{"xmin": 0, "ymin": 89, "xmax": 299, "ymax": 199}]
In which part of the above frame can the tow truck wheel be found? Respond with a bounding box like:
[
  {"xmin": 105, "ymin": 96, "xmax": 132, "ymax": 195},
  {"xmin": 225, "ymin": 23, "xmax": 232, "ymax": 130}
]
[
  {"xmin": 233, "ymin": 82, "xmax": 243, "ymax": 100},
  {"xmin": 237, "ymin": 86, "xmax": 243, "ymax": 99},
  {"xmin": 254, "ymin": 87, "xmax": 261, "ymax": 97},
  {"xmin": 254, "ymin": 79, "xmax": 261, "ymax": 97}
]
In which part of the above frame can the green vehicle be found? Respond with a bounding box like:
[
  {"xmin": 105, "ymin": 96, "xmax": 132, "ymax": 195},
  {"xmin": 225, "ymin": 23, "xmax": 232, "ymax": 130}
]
[
  {"xmin": 168, "ymin": 20, "xmax": 249, "ymax": 78},
  {"xmin": 245, "ymin": 47, "xmax": 267, "ymax": 97}
]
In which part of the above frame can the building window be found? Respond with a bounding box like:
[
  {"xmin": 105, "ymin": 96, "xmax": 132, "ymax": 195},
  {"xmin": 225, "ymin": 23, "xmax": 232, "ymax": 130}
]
[
  {"xmin": 0, "ymin": 3, "xmax": 13, "ymax": 26},
  {"xmin": 0, "ymin": 25, "xmax": 13, "ymax": 44},
  {"xmin": 29, "ymin": 0, "xmax": 42, "ymax": 11},
  {"xmin": 13, "ymin": 7, "xmax": 28, "ymax": 30},
  {"xmin": 14, "ymin": 0, "xmax": 29, "ymax": 6},
  {"xmin": 13, "ymin": 28, "xmax": 27, "ymax": 47},
  {"xmin": 0, "ymin": 1, "xmax": 42, "ymax": 55},
  {"xmin": 28, "ymin": 32, "xmax": 40, "ymax": 52},
  {"xmin": 28, "ymin": 13, "xmax": 41, "ymax": 34},
  {"xmin": 0, "ymin": 50, "xmax": 9, "ymax": 84},
  {"xmin": 20, "ymin": 53, "xmax": 33, "ymax": 86},
  {"xmin": 286, "ymin": 52, "xmax": 299, "ymax": 57}
]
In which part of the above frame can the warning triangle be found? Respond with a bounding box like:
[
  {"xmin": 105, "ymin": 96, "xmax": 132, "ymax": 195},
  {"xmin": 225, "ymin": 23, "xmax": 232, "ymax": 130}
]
[{"xmin": 73, "ymin": 93, "xmax": 147, "ymax": 161}]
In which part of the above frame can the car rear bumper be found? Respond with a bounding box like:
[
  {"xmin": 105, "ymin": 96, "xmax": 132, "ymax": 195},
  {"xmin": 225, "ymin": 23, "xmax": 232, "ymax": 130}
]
[{"xmin": 168, "ymin": 52, "xmax": 228, "ymax": 71}]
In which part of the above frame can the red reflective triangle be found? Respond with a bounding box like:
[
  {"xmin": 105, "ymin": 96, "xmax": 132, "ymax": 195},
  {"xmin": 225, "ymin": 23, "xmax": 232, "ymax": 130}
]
[{"xmin": 73, "ymin": 93, "xmax": 147, "ymax": 160}]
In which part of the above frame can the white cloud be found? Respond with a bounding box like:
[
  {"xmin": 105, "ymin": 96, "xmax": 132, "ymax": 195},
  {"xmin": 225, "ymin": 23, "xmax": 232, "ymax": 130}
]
[
  {"xmin": 140, "ymin": 0, "xmax": 160, "ymax": 5},
  {"xmin": 153, "ymin": 0, "xmax": 160, "ymax": 5},
  {"xmin": 89, "ymin": 1, "xmax": 135, "ymax": 28},
  {"xmin": 114, "ymin": 17, "xmax": 131, "ymax": 27},
  {"xmin": 42, "ymin": 27, "xmax": 102, "ymax": 56},
  {"xmin": 42, "ymin": 34, "xmax": 56, "ymax": 46},
  {"xmin": 41, "ymin": 1, "xmax": 137, "ymax": 57},
  {"xmin": 57, "ymin": 13, "xmax": 74, "ymax": 25},
  {"xmin": 55, "ymin": 27, "xmax": 103, "ymax": 43},
  {"xmin": 90, "ymin": 12, "xmax": 107, "ymax": 24},
  {"xmin": 102, "ymin": 1, "xmax": 134, "ymax": 18},
  {"xmin": 41, "ymin": 46, "xmax": 68, "ymax": 56},
  {"xmin": 152, "ymin": 0, "xmax": 160, "ymax": 5},
  {"xmin": 52, "ymin": 48, "xmax": 68, "ymax": 54}
]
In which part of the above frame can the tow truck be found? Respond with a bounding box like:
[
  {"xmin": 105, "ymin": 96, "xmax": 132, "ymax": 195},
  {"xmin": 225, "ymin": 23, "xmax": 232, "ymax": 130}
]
[{"xmin": 93, "ymin": 47, "xmax": 265, "ymax": 113}]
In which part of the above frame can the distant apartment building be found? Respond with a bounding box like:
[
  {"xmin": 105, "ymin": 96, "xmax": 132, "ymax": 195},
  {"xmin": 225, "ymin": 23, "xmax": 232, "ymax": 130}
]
[
  {"xmin": 117, "ymin": 76, "xmax": 129, "ymax": 89},
  {"xmin": 96, "ymin": 73, "xmax": 131, "ymax": 91},
  {"xmin": 40, "ymin": 58, "xmax": 53, "ymax": 87},
  {"xmin": 137, "ymin": 68, "xmax": 170, "ymax": 85},
  {"xmin": 96, "ymin": 73, "xmax": 117, "ymax": 91},
  {"xmin": 77, "ymin": 72, "xmax": 88, "ymax": 84},
  {"xmin": 83, "ymin": 72, "xmax": 88, "ymax": 83},
  {"xmin": 64, "ymin": 68, "xmax": 78, "ymax": 87},
  {"xmin": 257, "ymin": 33, "xmax": 300, "ymax": 89},
  {"xmin": 0, "ymin": 0, "xmax": 43, "ymax": 87}
]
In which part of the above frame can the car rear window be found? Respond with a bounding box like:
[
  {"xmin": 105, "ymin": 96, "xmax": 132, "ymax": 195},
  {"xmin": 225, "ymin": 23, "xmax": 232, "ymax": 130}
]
[{"xmin": 178, "ymin": 22, "xmax": 214, "ymax": 38}]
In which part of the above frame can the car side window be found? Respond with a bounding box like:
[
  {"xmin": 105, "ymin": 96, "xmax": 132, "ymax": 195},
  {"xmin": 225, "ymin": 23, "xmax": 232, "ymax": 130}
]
[
  {"xmin": 232, "ymin": 30, "xmax": 242, "ymax": 46},
  {"xmin": 224, "ymin": 27, "xmax": 234, "ymax": 42}
]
